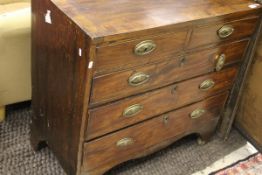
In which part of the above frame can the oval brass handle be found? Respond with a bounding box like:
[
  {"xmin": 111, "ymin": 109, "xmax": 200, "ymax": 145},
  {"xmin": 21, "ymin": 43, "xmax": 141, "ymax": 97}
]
[
  {"xmin": 218, "ymin": 25, "xmax": 234, "ymax": 39},
  {"xmin": 190, "ymin": 109, "xmax": 206, "ymax": 119},
  {"xmin": 134, "ymin": 40, "xmax": 156, "ymax": 56},
  {"xmin": 123, "ymin": 104, "xmax": 143, "ymax": 118},
  {"xmin": 215, "ymin": 54, "xmax": 226, "ymax": 71},
  {"xmin": 128, "ymin": 72, "xmax": 150, "ymax": 86},
  {"xmin": 116, "ymin": 138, "xmax": 134, "ymax": 147},
  {"xmin": 199, "ymin": 79, "xmax": 215, "ymax": 91}
]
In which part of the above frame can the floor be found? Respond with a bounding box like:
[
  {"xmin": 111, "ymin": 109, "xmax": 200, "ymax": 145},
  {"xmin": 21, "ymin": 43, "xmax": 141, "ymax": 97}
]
[
  {"xmin": 0, "ymin": 105, "xmax": 251, "ymax": 175},
  {"xmin": 193, "ymin": 142, "xmax": 258, "ymax": 175}
]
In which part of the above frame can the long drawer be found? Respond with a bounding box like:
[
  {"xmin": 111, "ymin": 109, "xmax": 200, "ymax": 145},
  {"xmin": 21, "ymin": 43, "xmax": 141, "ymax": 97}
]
[
  {"xmin": 90, "ymin": 40, "xmax": 248, "ymax": 105},
  {"xmin": 86, "ymin": 67, "xmax": 238, "ymax": 140},
  {"xmin": 83, "ymin": 92, "xmax": 229, "ymax": 174}
]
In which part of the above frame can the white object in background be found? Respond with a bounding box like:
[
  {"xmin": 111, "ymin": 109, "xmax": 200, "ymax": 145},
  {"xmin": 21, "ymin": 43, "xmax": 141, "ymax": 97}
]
[
  {"xmin": 246, "ymin": 141, "xmax": 258, "ymax": 154},
  {"xmin": 192, "ymin": 142, "xmax": 258, "ymax": 175}
]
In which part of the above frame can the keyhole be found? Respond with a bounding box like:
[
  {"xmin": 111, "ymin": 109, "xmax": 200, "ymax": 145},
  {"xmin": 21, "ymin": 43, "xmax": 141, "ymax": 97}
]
[
  {"xmin": 180, "ymin": 56, "xmax": 186, "ymax": 67},
  {"xmin": 171, "ymin": 85, "xmax": 177, "ymax": 95},
  {"xmin": 143, "ymin": 46, "xmax": 151, "ymax": 53},
  {"xmin": 163, "ymin": 115, "xmax": 169, "ymax": 125}
]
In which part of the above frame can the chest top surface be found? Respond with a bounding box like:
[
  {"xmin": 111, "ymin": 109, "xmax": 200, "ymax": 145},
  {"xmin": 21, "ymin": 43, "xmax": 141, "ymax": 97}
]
[{"xmin": 51, "ymin": 0, "xmax": 261, "ymax": 41}]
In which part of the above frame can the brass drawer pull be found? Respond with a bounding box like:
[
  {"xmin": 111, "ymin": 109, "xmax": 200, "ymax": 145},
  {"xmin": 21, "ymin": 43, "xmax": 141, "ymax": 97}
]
[
  {"xmin": 190, "ymin": 109, "xmax": 206, "ymax": 119},
  {"xmin": 216, "ymin": 54, "xmax": 226, "ymax": 71},
  {"xmin": 116, "ymin": 138, "xmax": 134, "ymax": 147},
  {"xmin": 128, "ymin": 72, "xmax": 150, "ymax": 86},
  {"xmin": 199, "ymin": 79, "xmax": 215, "ymax": 91},
  {"xmin": 134, "ymin": 40, "xmax": 156, "ymax": 56},
  {"xmin": 218, "ymin": 25, "xmax": 234, "ymax": 39},
  {"xmin": 123, "ymin": 104, "xmax": 143, "ymax": 118}
]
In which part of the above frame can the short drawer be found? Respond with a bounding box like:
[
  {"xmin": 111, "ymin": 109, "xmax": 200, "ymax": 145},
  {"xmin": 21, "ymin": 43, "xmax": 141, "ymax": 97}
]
[
  {"xmin": 188, "ymin": 16, "xmax": 259, "ymax": 49},
  {"xmin": 95, "ymin": 29, "xmax": 188, "ymax": 75},
  {"xmin": 90, "ymin": 40, "xmax": 248, "ymax": 105},
  {"xmin": 83, "ymin": 93, "xmax": 228, "ymax": 174},
  {"xmin": 87, "ymin": 67, "xmax": 237, "ymax": 140}
]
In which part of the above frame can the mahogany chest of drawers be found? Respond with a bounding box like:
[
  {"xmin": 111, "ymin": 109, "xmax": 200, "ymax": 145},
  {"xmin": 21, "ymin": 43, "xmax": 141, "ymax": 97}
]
[{"xmin": 30, "ymin": 0, "xmax": 262, "ymax": 175}]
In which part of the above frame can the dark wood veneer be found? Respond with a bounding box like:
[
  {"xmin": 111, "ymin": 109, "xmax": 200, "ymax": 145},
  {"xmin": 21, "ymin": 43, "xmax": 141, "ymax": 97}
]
[
  {"xmin": 95, "ymin": 30, "xmax": 188, "ymax": 74},
  {"xmin": 31, "ymin": 0, "xmax": 92, "ymax": 174},
  {"xmin": 51, "ymin": 0, "xmax": 261, "ymax": 42},
  {"xmin": 91, "ymin": 41, "xmax": 248, "ymax": 105},
  {"xmin": 188, "ymin": 16, "xmax": 259, "ymax": 48},
  {"xmin": 83, "ymin": 92, "xmax": 229, "ymax": 175},
  {"xmin": 30, "ymin": 0, "xmax": 262, "ymax": 175},
  {"xmin": 87, "ymin": 67, "xmax": 238, "ymax": 140}
]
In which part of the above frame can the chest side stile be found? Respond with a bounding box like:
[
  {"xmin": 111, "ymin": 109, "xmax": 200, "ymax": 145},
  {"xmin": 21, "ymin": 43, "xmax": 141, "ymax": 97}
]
[
  {"xmin": 218, "ymin": 15, "xmax": 262, "ymax": 139},
  {"xmin": 77, "ymin": 43, "xmax": 97, "ymax": 175}
]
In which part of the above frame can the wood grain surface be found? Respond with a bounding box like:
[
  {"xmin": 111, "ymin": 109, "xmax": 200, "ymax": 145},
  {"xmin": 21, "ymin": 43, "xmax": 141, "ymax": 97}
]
[
  {"xmin": 83, "ymin": 92, "xmax": 229, "ymax": 175},
  {"xmin": 51, "ymin": 0, "xmax": 262, "ymax": 42},
  {"xmin": 188, "ymin": 16, "xmax": 259, "ymax": 48},
  {"xmin": 91, "ymin": 41, "xmax": 247, "ymax": 105},
  {"xmin": 236, "ymin": 32, "xmax": 262, "ymax": 151},
  {"xmin": 30, "ymin": 0, "xmax": 92, "ymax": 174},
  {"xmin": 30, "ymin": 1, "xmax": 262, "ymax": 175},
  {"xmin": 87, "ymin": 67, "xmax": 238, "ymax": 140},
  {"xmin": 95, "ymin": 29, "xmax": 188, "ymax": 74}
]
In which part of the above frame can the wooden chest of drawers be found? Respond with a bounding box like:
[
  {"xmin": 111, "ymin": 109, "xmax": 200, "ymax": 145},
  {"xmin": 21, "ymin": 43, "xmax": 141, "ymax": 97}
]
[{"xmin": 30, "ymin": 0, "xmax": 262, "ymax": 175}]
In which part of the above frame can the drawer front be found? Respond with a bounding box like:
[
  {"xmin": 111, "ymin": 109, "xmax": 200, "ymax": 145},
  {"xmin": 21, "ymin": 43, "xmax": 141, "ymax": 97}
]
[
  {"xmin": 188, "ymin": 16, "xmax": 259, "ymax": 49},
  {"xmin": 95, "ymin": 30, "xmax": 188, "ymax": 75},
  {"xmin": 87, "ymin": 67, "xmax": 237, "ymax": 140},
  {"xmin": 83, "ymin": 93, "xmax": 228, "ymax": 174},
  {"xmin": 90, "ymin": 40, "xmax": 247, "ymax": 105}
]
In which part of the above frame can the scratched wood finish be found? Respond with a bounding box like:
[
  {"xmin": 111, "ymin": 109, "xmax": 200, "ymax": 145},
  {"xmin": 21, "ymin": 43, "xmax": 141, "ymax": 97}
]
[
  {"xmin": 31, "ymin": 1, "xmax": 262, "ymax": 175},
  {"xmin": 51, "ymin": 0, "xmax": 261, "ymax": 42},
  {"xmin": 30, "ymin": 0, "xmax": 92, "ymax": 174},
  {"xmin": 235, "ymin": 33, "xmax": 262, "ymax": 151},
  {"xmin": 218, "ymin": 15, "xmax": 262, "ymax": 140},
  {"xmin": 91, "ymin": 41, "xmax": 248, "ymax": 105},
  {"xmin": 188, "ymin": 16, "xmax": 259, "ymax": 48},
  {"xmin": 83, "ymin": 93, "xmax": 229, "ymax": 175},
  {"xmin": 87, "ymin": 67, "xmax": 238, "ymax": 140},
  {"xmin": 95, "ymin": 16, "xmax": 257, "ymax": 76}
]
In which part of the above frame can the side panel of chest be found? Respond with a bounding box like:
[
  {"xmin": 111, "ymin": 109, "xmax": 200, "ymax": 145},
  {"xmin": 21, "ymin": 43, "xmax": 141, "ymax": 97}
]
[
  {"xmin": 236, "ymin": 33, "xmax": 262, "ymax": 151},
  {"xmin": 30, "ymin": 1, "xmax": 93, "ymax": 174}
]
